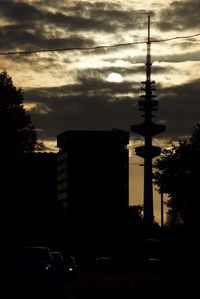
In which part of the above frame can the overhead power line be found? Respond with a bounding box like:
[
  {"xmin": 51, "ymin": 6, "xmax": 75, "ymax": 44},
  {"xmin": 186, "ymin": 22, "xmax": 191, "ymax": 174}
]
[
  {"xmin": 153, "ymin": 33, "xmax": 200, "ymax": 43},
  {"xmin": 0, "ymin": 33, "xmax": 199, "ymax": 56}
]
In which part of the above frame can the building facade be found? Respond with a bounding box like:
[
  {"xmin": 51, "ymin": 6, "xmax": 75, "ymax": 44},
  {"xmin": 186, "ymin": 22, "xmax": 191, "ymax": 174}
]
[
  {"xmin": 57, "ymin": 130, "xmax": 129, "ymax": 210},
  {"xmin": 56, "ymin": 130, "xmax": 129, "ymax": 254},
  {"xmin": 10, "ymin": 152, "xmax": 57, "ymax": 246}
]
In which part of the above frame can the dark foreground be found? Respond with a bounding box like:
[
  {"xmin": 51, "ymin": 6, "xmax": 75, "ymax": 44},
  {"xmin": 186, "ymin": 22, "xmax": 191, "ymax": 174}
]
[
  {"xmin": 1, "ymin": 258, "xmax": 199, "ymax": 299},
  {"xmin": 64, "ymin": 264, "xmax": 198, "ymax": 299}
]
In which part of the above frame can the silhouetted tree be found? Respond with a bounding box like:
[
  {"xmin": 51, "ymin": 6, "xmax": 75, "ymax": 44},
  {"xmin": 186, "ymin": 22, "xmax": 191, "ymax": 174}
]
[
  {"xmin": 0, "ymin": 70, "xmax": 43, "ymax": 245},
  {"xmin": 0, "ymin": 70, "xmax": 43, "ymax": 157},
  {"xmin": 154, "ymin": 124, "xmax": 200, "ymax": 231}
]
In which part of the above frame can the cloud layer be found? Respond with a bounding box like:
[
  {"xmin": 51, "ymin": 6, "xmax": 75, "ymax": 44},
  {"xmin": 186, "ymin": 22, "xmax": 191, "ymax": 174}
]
[{"xmin": 0, "ymin": 0, "xmax": 199, "ymax": 148}]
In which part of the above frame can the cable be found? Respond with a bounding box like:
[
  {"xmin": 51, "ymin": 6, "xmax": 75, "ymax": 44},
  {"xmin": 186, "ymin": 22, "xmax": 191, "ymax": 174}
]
[
  {"xmin": 0, "ymin": 33, "xmax": 199, "ymax": 56},
  {"xmin": 0, "ymin": 41, "xmax": 145, "ymax": 56},
  {"xmin": 152, "ymin": 33, "xmax": 200, "ymax": 43}
]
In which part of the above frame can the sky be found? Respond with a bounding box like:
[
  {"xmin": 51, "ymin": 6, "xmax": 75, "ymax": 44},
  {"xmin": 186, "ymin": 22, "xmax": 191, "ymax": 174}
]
[{"xmin": 1, "ymin": 0, "xmax": 200, "ymax": 223}]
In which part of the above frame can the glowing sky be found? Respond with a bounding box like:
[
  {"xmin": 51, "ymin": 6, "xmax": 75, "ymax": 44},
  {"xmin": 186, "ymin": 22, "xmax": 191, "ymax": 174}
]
[{"xmin": 1, "ymin": 0, "xmax": 200, "ymax": 222}]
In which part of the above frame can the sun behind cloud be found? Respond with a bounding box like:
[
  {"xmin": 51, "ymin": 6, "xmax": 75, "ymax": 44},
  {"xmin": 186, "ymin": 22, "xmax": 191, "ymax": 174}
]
[{"xmin": 106, "ymin": 72, "xmax": 124, "ymax": 83}]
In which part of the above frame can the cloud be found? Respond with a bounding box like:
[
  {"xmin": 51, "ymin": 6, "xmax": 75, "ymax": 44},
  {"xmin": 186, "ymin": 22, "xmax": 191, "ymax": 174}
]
[
  {"xmin": 0, "ymin": 0, "xmax": 153, "ymax": 53},
  {"xmin": 0, "ymin": 1, "xmax": 42, "ymax": 22},
  {"xmin": 0, "ymin": 0, "xmax": 198, "ymax": 152},
  {"xmin": 153, "ymin": 50, "xmax": 200, "ymax": 63},
  {"xmin": 158, "ymin": 78, "xmax": 200, "ymax": 138},
  {"xmin": 24, "ymin": 72, "xmax": 140, "ymax": 141},
  {"xmin": 22, "ymin": 66, "xmax": 200, "ymax": 148},
  {"xmin": 0, "ymin": 21, "xmax": 95, "ymax": 52},
  {"xmin": 158, "ymin": 0, "xmax": 200, "ymax": 31}
]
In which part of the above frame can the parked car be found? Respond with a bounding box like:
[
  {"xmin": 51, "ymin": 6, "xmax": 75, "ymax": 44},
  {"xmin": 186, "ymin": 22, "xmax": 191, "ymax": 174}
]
[
  {"xmin": 143, "ymin": 239, "xmax": 162, "ymax": 272},
  {"xmin": 64, "ymin": 255, "xmax": 78, "ymax": 281},
  {"xmin": 16, "ymin": 246, "xmax": 54, "ymax": 283},
  {"xmin": 51, "ymin": 251, "xmax": 65, "ymax": 281},
  {"xmin": 95, "ymin": 256, "xmax": 113, "ymax": 271},
  {"xmin": 0, "ymin": 251, "xmax": 15, "ymax": 284}
]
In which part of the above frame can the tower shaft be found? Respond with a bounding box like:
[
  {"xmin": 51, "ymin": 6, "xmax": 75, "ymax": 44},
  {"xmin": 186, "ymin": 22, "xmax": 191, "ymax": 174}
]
[{"xmin": 143, "ymin": 136, "xmax": 153, "ymax": 225}]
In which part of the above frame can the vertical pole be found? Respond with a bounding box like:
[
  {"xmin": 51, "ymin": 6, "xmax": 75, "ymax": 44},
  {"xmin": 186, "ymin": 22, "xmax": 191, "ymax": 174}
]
[
  {"xmin": 161, "ymin": 188, "xmax": 164, "ymax": 227},
  {"xmin": 148, "ymin": 15, "xmax": 150, "ymax": 43},
  {"xmin": 143, "ymin": 156, "xmax": 154, "ymax": 226}
]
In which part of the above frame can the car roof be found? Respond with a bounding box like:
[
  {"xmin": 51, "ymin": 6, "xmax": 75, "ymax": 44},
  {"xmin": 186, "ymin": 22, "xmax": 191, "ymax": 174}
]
[
  {"xmin": 51, "ymin": 251, "xmax": 62, "ymax": 255},
  {"xmin": 17, "ymin": 246, "xmax": 52, "ymax": 260}
]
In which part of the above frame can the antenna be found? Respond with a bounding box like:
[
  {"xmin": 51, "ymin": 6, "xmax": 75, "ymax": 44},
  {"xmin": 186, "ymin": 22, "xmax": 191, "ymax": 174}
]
[
  {"xmin": 148, "ymin": 15, "xmax": 151, "ymax": 44},
  {"xmin": 146, "ymin": 15, "xmax": 151, "ymax": 82}
]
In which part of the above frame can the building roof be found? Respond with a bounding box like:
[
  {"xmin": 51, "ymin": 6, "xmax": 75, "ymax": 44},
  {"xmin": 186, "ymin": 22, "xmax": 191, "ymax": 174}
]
[{"xmin": 57, "ymin": 129, "xmax": 129, "ymax": 148}]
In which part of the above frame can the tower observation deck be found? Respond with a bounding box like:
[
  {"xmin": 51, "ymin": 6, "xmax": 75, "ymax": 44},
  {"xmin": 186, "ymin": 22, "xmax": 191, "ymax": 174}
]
[{"xmin": 131, "ymin": 16, "xmax": 166, "ymax": 227}]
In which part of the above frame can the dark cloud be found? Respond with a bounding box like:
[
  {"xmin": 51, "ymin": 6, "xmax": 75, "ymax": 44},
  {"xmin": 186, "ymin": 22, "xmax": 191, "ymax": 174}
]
[
  {"xmin": 0, "ymin": 1, "xmax": 102, "ymax": 52},
  {"xmin": 158, "ymin": 0, "xmax": 200, "ymax": 31},
  {"xmin": 24, "ymin": 73, "xmax": 140, "ymax": 140},
  {"xmin": 152, "ymin": 50, "xmax": 200, "ymax": 63},
  {"xmin": 0, "ymin": 23, "xmax": 95, "ymax": 52},
  {"xmin": 25, "ymin": 71, "xmax": 139, "ymax": 103},
  {"xmin": 0, "ymin": 1, "xmax": 42, "ymax": 22},
  {"xmin": 0, "ymin": 0, "xmax": 152, "ymax": 53},
  {"xmin": 48, "ymin": 13, "xmax": 114, "ymax": 32},
  {"xmin": 158, "ymin": 78, "xmax": 200, "ymax": 138},
  {"xmin": 44, "ymin": 0, "xmax": 151, "ymax": 31},
  {"xmin": 0, "ymin": 0, "xmax": 198, "ymax": 58},
  {"xmin": 22, "ymin": 67, "xmax": 200, "ymax": 145}
]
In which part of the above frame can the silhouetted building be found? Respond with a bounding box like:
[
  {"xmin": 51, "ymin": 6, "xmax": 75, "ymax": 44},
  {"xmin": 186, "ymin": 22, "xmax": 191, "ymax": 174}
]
[
  {"xmin": 56, "ymin": 130, "xmax": 129, "ymax": 254},
  {"xmin": 57, "ymin": 130, "xmax": 129, "ymax": 210},
  {"xmin": 19, "ymin": 152, "xmax": 57, "ymax": 202},
  {"xmin": 14, "ymin": 152, "xmax": 57, "ymax": 245}
]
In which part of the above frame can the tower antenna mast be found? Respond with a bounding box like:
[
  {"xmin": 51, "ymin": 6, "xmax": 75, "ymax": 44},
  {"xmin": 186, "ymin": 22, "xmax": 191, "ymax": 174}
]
[
  {"xmin": 147, "ymin": 15, "xmax": 151, "ymax": 82},
  {"xmin": 131, "ymin": 15, "xmax": 166, "ymax": 230}
]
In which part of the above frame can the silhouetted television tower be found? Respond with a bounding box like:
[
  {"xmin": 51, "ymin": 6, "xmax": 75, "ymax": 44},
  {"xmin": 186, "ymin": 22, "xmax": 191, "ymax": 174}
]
[{"xmin": 131, "ymin": 16, "xmax": 166, "ymax": 227}]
